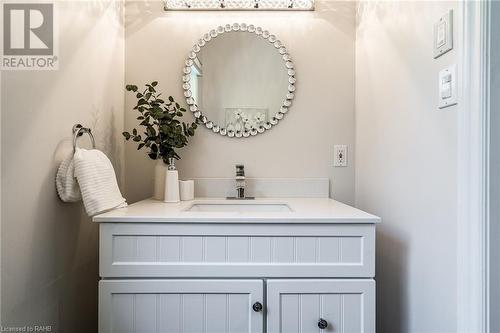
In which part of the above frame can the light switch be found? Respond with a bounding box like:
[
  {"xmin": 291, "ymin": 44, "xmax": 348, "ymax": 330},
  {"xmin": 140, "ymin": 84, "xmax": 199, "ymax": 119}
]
[
  {"xmin": 434, "ymin": 9, "xmax": 453, "ymax": 59},
  {"xmin": 442, "ymin": 83, "xmax": 452, "ymax": 99},
  {"xmin": 441, "ymin": 74, "xmax": 452, "ymax": 98},
  {"xmin": 436, "ymin": 21, "xmax": 447, "ymax": 48},
  {"xmin": 439, "ymin": 65, "xmax": 457, "ymax": 109}
]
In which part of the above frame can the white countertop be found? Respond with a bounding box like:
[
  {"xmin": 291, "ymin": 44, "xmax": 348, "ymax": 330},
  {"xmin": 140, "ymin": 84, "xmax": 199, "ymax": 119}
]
[{"xmin": 93, "ymin": 198, "xmax": 381, "ymax": 224}]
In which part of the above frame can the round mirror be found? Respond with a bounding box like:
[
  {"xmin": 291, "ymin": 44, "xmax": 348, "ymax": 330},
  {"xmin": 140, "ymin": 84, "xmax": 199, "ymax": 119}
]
[{"xmin": 183, "ymin": 23, "xmax": 296, "ymax": 138}]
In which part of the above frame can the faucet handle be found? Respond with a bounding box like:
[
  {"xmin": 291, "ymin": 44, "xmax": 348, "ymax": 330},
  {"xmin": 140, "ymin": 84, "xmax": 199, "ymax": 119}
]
[{"xmin": 235, "ymin": 164, "xmax": 245, "ymax": 177}]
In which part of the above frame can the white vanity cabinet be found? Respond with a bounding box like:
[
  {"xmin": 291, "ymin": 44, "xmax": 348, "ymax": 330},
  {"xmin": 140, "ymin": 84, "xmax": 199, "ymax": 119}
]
[
  {"xmin": 267, "ymin": 279, "xmax": 375, "ymax": 333},
  {"xmin": 95, "ymin": 199, "xmax": 379, "ymax": 333},
  {"xmin": 99, "ymin": 279, "xmax": 264, "ymax": 333}
]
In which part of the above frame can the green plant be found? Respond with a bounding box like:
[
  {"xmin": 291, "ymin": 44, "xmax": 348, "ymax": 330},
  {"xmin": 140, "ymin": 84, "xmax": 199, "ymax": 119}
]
[{"xmin": 123, "ymin": 81, "xmax": 198, "ymax": 163}]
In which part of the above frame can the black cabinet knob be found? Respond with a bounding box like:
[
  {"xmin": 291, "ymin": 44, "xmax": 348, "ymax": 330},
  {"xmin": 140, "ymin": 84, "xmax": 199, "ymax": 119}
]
[
  {"xmin": 318, "ymin": 318, "xmax": 328, "ymax": 329},
  {"xmin": 252, "ymin": 302, "xmax": 263, "ymax": 312}
]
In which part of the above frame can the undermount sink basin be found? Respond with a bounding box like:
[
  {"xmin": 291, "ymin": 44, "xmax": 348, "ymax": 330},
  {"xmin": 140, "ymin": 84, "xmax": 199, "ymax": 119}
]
[{"xmin": 185, "ymin": 202, "xmax": 292, "ymax": 213}]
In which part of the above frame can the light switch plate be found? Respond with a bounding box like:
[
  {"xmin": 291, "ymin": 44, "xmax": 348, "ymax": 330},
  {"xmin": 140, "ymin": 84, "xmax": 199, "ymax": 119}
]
[
  {"xmin": 434, "ymin": 9, "xmax": 453, "ymax": 59},
  {"xmin": 334, "ymin": 145, "xmax": 347, "ymax": 167},
  {"xmin": 439, "ymin": 64, "xmax": 458, "ymax": 109}
]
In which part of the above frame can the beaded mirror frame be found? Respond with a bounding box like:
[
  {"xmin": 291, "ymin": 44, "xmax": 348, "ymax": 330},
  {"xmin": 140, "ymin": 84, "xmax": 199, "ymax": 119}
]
[{"xmin": 182, "ymin": 23, "xmax": 296, "ymax": 138}]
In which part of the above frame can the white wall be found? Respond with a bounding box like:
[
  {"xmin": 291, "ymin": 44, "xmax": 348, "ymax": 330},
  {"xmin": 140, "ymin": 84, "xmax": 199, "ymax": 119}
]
[
  {"xmin": 1, "ymin": 1, "xmax": 124, "ymax": 331},
  {"xmin": 355, "ymin": 2, "xmax": 459, "ymax": 332},
  {"xmin": 124, "ymin": 0, "xmax": 356, "ymax": 204},
  {"xmin": 489, "ymin": 1, "xmax": 500, "ymax": 331}
]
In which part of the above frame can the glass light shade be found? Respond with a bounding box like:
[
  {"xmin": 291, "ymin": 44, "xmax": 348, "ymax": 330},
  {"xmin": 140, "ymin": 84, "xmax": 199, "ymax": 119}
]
[{"xmin": 164, "ymin": 0, "xmax": 314, "ymax": 10}]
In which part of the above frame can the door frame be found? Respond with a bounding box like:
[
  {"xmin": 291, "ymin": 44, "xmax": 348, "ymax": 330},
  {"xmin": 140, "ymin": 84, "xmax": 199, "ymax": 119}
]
[{"xmin": 457, "ymin": 0, "xmax": 491, "ymax": 332}]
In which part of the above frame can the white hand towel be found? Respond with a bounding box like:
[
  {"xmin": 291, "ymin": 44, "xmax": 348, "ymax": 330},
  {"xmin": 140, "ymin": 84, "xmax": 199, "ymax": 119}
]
[
  {"xmin": 56, "ymin": 153, "xmax": 82, "ymax": 202},
  {"xmin": 73, "ymin": 148, "xmax": 127, "ymax": 216}
]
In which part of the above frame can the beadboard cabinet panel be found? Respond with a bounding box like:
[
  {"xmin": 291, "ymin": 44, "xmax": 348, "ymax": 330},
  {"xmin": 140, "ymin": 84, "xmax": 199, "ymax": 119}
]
[
  {"xmin": 100, "ymin": 223, "xmax": 375, "ymax": 278},
  {"xmin": 267, "ymin": 279, "xmax": 375, "ymax": 333},
  {"xmin": 99, "ymin": 279, "xmax": 263, "ymax": 333}
]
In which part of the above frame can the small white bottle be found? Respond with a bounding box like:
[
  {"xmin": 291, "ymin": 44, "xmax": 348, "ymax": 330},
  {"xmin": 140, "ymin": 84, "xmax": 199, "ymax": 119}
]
[{"xmin": 164, "ymin": 158, "xmax": 180, "ymax": 203}]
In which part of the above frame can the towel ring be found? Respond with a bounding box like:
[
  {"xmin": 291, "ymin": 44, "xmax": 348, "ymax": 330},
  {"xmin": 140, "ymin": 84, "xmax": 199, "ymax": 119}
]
[{"xmin": 72, "ymin": 124, "xmax": 96, "ymax": 151}]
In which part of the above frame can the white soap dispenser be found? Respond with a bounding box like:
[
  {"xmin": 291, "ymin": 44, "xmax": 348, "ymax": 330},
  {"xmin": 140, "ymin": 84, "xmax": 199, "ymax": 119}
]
[{"xmin": 164, "ymin": 157, "xmax": 180, "ymax": 203}]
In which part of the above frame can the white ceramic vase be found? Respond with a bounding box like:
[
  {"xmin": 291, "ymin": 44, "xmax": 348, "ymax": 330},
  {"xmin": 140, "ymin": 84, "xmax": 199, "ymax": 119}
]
[{"xmin": 153, "ymin": 160, "xmax": 167, "ymax": 200}]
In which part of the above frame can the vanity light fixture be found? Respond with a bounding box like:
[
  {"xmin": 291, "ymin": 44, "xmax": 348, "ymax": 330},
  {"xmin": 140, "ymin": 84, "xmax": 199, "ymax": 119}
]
[{"xmin": 164, "ymin": 0, "xmax": 314, "ymax": 10}]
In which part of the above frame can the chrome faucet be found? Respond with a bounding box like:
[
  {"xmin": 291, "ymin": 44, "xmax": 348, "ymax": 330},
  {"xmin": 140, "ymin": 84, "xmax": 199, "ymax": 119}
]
[
  {"xmin": 227, "ymin": 164, "xmax": 254, "ymax": 200},
  {"xmin": 235, "ymin": 164, "xmax": 246, "ymax": 199}
]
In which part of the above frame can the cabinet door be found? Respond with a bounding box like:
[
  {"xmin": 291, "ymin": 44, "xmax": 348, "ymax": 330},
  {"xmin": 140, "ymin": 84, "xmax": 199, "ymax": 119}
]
[
  {"xmin": 99, "ymin": 279, "xmax": 263, "ymax": 333},
  {"xmin": 267, "ymin": 279, "xmax": 375, "ymax": 333}
]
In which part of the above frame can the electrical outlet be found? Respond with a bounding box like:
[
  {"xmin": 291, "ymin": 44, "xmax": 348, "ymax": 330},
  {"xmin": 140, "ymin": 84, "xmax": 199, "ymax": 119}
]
[{"xmin": 334, "ymin": 145, "xmax": 347, "ymax": 167}]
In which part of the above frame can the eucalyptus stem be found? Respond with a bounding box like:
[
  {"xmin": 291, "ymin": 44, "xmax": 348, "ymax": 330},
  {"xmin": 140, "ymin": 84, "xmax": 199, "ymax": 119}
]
[{"xmin": 123, "ymin": 82, "xmax": 198, "ymax": 163}]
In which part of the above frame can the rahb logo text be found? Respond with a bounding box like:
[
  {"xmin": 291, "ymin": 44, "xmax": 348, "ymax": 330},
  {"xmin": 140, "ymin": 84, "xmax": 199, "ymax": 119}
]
[{"xmin": 1, "ymin": 3, "xmax": 58, "ymax": 70}]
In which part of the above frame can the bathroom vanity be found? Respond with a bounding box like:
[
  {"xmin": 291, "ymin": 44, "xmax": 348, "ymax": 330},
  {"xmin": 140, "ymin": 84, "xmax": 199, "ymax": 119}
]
[
  {"xmin": 95, "ymin": 21, "xmax": 381, "ymax": 332},
  {"xmin": 94, "ymin": 198, "xmax": 380, "ymax": 333}
]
